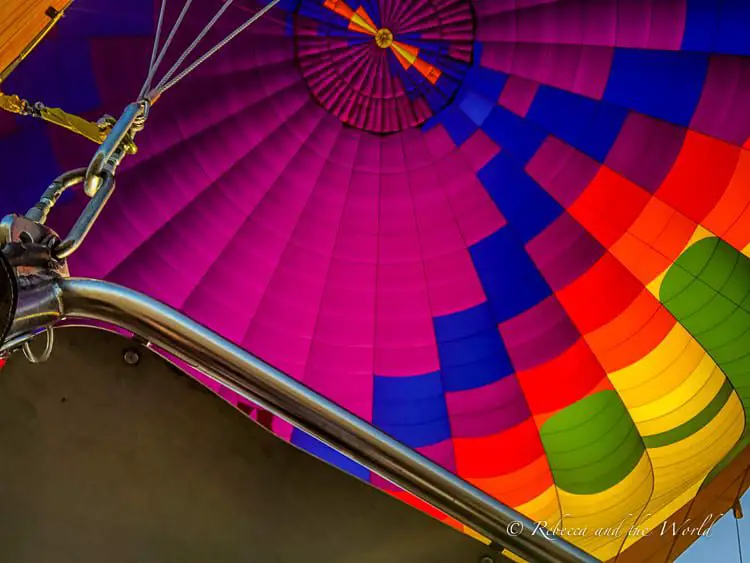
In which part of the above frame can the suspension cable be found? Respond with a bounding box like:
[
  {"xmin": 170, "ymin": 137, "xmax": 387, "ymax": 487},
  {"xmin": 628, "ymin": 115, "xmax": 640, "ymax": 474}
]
[
  {"xmin": 736, "ymin": 514, "xmax": 744, "ymax": 563},
  {"xmin": 143, "ymin": 0, "xmax": 281, "ymax": 102},
  {"xmin": 152, "ymin": 0, "xmax": 238, "ymax": 94},
  {"xmin": 138, "ymin": 0, "xmax": 195, "ymax": 100},
  {"xmin": 139, "ymin": 0, "xmax": 169, "ymax": 99}
]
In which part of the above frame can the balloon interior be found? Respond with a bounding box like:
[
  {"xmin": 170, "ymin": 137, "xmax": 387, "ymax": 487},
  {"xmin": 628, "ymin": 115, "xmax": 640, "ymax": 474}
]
[{"xmin": 2, "ymin": 1, "xmax": 750, "ymax": 562}]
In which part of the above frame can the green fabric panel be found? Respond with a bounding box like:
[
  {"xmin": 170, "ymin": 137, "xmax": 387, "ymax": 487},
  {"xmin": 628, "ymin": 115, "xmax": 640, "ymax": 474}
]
[
  {"xmin": 540, "ymin": 390, "xmax": 643, "ymax": 495},
  {"xmin": 660, "ymin": 238, "xmax": 750, "ymax": 408},
  {"xmin": 642, "ymin": 379, "xmax": 734, "ymax": 448},
  {"xmin": 660, "ymin": 237, "xmax": 750, "ymax": 484},
  {"xmin": 697, "ymin": 308, "xmax": 750, "ymax": 352}
]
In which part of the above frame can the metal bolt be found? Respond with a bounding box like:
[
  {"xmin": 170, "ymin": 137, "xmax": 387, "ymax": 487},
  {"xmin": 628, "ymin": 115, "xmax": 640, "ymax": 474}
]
[
  {"xmin": 479, "ymin": 557, "xmax": 494, "ymax": 563},
  {"xmin": 123, "ymin": 348, "xmax": 140, "ymax": 366}
]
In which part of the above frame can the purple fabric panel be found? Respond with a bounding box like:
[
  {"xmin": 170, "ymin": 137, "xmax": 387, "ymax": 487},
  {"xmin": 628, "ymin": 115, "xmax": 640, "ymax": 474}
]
[
  {"xmin": 499, "ymin": 295, "xmax": 580, "ymax": 371},
  {"xmin": 242, "ymin": 121, "xmax": 354, "ymax": 381},
  {"xmin": 459, "ymin": 130, "xmax": 500, "ymax": 172},
  {"xmin": 525, "ymin": 136, "xmax": 601, "ymax": 207},
  {"xmin": 481, "ymin": 43, "xmax": 613, "ymax": 100},
  {"xmin": 476, "ymin": 0, "xmax": 686, "ymax": 49},
  {"xmin": 605, "ymin": 112, "xmax": 686, "ymax": 193},
  {"xmin": 374, "ymin": 171, "xmax": 441, "ymax": 376},
  {"xmin": 498, "ymin": 76, "xmax": 539, "ymax": 117},
  {"xmin": 433, "ymin": 148, "xmax": 508, "ymax": 247},
  {"xmin": 475, "ymin": 0, "xmax": 617, "ymax": 46},
  {"xmin": 691, "ymin": 55, "xmax": 750, "ymax": 146},
  {"xmin": 615, "ymin": 0, "xmax": 686, "ymax": 50},
  {"xmin": 472, "ymin": 0, "xmax": 557, "ymax": 19},
  {"xmin": 410, "ymin": 132, "xmax": 490, "ymax": 317},
  {"xmin": 445, "ymin": 376, "xmax": 531, "ymax": 438},
  {"xmin": 176, "ymin": 105, "xmax": 328, "ymax": 344},
  {"xmin": 80, "ymin": 84, "xmax": 314, "ymax": 290},
  {"xmin": 417, "ymin": 440, "xmax": 458, "ymax": 473},
  {"xmin": 525, "ymin": 212, "xmax": 606, "ymax": 291}
]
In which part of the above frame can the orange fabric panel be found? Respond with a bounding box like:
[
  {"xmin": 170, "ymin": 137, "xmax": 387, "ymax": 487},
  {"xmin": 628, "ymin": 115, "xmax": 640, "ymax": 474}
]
[
  {"xmin": 468, "ymin": 454, "xmax": 554, "ymax": 507},
  {"xmin": 624, "ymin": 196, "xmax": 697, "ymax": 261},
  {"xmin": 0, "ymin": 0, "xmax": 69, "ymax": 79},
  {"xmin": 586, "ymin": 290, "xmax": 675, "ymax": 373},
  {"xmin": 413, "ymin": 57, "xmax": 441, "ymax": 84},
  {"xmin": 702, "ymin": 147, "xmax": 750, "ymax": 252},
  {"xmin": 323, "ymin": 0, "xmax": 354, "ymax": 20},
  {"xmin": 609, "ymin": 197, "xmax": 696, "ymax": 285},
  {"xmin": 610, "ymin": 232, "xmax": 673, "ymax": 286}
]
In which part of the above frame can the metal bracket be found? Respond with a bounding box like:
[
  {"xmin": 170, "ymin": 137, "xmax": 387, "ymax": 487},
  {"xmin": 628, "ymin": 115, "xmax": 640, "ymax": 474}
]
[{"xmin": 0, "ymin": 213, "xmax": 67, "ymax": 361}]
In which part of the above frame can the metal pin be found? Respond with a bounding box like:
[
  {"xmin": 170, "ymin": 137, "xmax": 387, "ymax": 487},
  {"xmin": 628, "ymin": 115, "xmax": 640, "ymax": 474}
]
[{"xmin": 123, "ymin": 348, "xmax": 141, "ymax": 366}]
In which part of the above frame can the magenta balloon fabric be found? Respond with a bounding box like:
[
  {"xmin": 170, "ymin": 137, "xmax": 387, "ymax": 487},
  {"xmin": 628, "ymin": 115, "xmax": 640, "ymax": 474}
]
[{"xmin": 3, "ymin": 1, "xmax": 750, "ymax": 561}]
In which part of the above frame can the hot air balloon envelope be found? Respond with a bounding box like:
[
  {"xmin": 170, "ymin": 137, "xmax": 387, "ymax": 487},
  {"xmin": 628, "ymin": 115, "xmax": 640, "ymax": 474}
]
[{"xmin": 2, "ymin": 1, "xmax": 750, "ymax": 561}]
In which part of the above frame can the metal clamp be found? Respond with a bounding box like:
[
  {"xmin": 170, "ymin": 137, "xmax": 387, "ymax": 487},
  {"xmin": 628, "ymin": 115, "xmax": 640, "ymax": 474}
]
[
  {"xmin": 15, "ymin": 168, "xmax": 117, "ymax": 262},
  {"xmin": 84, "ymin": 100, "xmax": 148, "ymax": 197}
]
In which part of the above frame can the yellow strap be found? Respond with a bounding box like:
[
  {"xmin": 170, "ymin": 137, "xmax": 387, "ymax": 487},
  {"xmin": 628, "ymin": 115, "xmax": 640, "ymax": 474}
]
[
  {"xmin": 0, "ymin": 92, "xmax": 25, "ymax": 114},
  {"xmin": 36, "ymin": 104, "xmax": 111, "ymax": 144},
  {"xmin": 0, "ymin": 92, "xmax": 112, "ymax": 144},
  {"xmin": 0, "ymin": 1, "xmax": 112, "ymax": 145}
]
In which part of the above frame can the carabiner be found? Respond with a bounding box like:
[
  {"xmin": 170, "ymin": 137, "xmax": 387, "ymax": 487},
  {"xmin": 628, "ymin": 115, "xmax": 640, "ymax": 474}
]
[
  {"xmin": 25, "ymin": 168, "xmax": 87, "ymax": 224},
  {"xmin": 54, "ymin": 170, "xmax": 116, "ymax": 260},
  {"xmin": 84, "ymin": 100, "xmax": 148, "ymax": 197}
]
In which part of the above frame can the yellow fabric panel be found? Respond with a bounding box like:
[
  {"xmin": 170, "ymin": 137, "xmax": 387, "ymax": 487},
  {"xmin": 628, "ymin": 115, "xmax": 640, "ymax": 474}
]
[
  {"xmin": 555, "ymin": 453, "xmax": 653, "ymax": 561},
  {"xmin": 0, "ymin": 0, "xmax": 69, "ymax": 79},
  {"xmin": 514, "ymin": 485, "xmax": 560, "ymax": 526},
  {"xmin": 608, "ymin": 324, "xmax": 727, "ymax": 436},
  {"xmin": 350, "ymin": 13, "xmax": 376, "ymax": 35},
  {"xmin": 594, "ymin": 316, "xmax": 740, "ymax": 558},
  {"xmin": 391, "ymin": 42, "xmax": 418, "ymax": 65},
  {"xmin": 610, "ymin": 324, "xmax": 708, "ymax": 405},
  {"xmin": 621, "ymin": 482, "xmax": 702, "ymax": 551},
  {"xmin": 633, "ymin": 360, "xmax": 722, "ymax": 436},
  {"xmin": 624, "ymin": 395, "xmax": 743, "ymax": 549},
  {"xmin": 684, "ymin": 224, "xmax": 716, "ymax": 248},
  {"xmin": 624, "ymin": 347, "xmax": 723, "ymax": 435},
  {"xmin": 646, "ymin": 269, "xmax": 667, "ymax": 298}
]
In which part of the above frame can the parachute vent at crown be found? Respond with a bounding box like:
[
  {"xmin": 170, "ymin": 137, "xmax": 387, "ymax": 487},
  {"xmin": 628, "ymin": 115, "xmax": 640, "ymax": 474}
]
[{"xmin": 2, "ymin": 1, "xmax": 750, "ymax": 561}]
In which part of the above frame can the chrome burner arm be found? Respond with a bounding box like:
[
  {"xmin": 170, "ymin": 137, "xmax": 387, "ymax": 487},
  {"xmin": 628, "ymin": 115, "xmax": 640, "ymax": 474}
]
[{"xmin": 0, "ymin": 260, "xmax": 597, "ymax": 563}]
